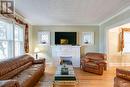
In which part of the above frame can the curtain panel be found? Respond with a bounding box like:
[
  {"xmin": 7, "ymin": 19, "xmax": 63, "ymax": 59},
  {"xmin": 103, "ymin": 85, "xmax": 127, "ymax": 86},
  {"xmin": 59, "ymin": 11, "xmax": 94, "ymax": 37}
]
[{"xmin": 2, "ymin": 14, "xmax": 29, "ymax": 53}]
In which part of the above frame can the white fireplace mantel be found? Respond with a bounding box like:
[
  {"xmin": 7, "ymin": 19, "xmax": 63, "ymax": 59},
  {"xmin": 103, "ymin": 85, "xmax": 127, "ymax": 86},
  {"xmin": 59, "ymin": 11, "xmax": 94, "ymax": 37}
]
[{"xmin": 51, "ymin": 45, "xmax": 80, "ymax": 67}]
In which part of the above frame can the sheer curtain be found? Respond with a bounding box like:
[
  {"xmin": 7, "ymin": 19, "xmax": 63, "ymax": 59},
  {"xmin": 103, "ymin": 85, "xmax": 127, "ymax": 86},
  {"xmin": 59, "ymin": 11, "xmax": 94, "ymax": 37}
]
[
  {"xmin": 0, "ymin": 18, "xmax": 24, "ymax": 59},
  {"xmin": 14, "ymin": 24, "xmax": 24, "ymax": 56}
]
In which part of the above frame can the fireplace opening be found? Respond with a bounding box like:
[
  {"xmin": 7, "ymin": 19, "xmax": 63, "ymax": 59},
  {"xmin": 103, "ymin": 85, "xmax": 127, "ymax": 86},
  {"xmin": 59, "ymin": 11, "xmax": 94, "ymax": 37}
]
[{"xmin": 60, "ymin": 56, "xmax": 72, "ymax": 65}]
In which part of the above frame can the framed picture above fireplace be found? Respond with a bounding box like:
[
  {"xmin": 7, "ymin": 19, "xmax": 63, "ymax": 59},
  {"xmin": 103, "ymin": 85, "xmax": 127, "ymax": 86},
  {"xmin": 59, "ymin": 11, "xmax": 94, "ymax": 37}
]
[
  {"xmin": 55, "ymin": 32, "xmax": 77, "ymax": 45},
  {"xmin": 82, "ymin": 32, "xmax": 94, "ymax": 45}
]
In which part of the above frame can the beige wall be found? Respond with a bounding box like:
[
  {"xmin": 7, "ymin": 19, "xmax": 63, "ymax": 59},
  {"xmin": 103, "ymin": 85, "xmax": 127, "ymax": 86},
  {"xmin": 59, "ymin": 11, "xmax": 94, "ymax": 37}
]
[
  {"xmin": 108, "ymin": 28, "xmax": 120, "ymax": 54},
  {"xmin": 29, "ymin": 25, "xmax": 99, "ymax": 62}
]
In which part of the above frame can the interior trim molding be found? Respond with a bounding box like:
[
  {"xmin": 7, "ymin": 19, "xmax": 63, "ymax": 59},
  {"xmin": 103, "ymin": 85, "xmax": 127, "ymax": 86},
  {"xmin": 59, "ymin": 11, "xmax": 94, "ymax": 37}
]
[
  {"xmin": 31, "ymin": 24, "xmax": 99, "ymax": 26},
  {"xmin": 100, "ymin": 6, "xmax": 130, "ymax": 25},
  {"xmin": 109, "ymin": 63, "xmax": 130, "ymax": 66}
]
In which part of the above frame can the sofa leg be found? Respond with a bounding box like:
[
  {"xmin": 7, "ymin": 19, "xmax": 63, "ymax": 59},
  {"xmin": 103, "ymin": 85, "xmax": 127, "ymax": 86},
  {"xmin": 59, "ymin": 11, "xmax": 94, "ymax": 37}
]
[
  {"xmin": 104, "ymin": 65, "xmax": 107, "ymax": 71},
  {"xmin": 80, "ymin": 64, "xmax": 82, "ymax": 70}
]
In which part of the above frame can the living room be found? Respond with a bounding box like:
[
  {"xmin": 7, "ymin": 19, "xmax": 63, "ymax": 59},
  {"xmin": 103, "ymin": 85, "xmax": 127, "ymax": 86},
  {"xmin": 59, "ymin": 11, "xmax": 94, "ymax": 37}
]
[{"xmin": 0, "ymin": 0, "xmax": 130, "ymax": 87}]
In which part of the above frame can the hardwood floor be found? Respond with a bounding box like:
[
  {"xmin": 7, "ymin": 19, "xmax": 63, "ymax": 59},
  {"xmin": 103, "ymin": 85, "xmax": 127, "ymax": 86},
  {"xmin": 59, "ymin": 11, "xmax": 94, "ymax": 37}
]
[{"xmin": 34, "ymin": 65, "xmax": 121, "ymax": 87}]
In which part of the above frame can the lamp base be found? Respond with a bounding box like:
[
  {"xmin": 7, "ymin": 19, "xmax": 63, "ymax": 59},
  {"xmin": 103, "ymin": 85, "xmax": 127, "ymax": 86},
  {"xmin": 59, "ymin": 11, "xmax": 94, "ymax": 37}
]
[{"xmin": 36, "ymin": 53, "xmax": 38, "ymax": 59}]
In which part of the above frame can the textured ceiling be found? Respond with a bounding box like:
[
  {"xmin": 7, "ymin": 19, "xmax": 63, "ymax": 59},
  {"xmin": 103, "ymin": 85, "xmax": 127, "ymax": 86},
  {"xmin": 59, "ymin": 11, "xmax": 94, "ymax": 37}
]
[{"xmin": 15, "ymin": 0, "xmax": 130, "ymax": 25}]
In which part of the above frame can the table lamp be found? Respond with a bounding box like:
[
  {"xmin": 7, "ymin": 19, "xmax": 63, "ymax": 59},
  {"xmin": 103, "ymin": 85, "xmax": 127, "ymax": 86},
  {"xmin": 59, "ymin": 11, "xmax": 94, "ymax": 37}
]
[{"xmin": 34, "ymin": 47, "xmax": 40, "ymax": 59}]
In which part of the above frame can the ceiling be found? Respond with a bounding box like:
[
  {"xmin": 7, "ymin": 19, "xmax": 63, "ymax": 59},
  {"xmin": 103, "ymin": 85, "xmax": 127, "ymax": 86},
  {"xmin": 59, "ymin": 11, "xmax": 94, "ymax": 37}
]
[{"xmin": 15, "ymin": 0, "xmax": 130, "ymax": 25}]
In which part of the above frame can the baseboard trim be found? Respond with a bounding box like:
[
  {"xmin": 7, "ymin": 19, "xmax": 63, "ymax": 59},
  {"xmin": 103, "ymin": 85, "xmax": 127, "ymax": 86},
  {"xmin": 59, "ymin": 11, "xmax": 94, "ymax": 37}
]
[{"xmin": 109, "ymin": 63, "xmax": 130, "ymax": 66}]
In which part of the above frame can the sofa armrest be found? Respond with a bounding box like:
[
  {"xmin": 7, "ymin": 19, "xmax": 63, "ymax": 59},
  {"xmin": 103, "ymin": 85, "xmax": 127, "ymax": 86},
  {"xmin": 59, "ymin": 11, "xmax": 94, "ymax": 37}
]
[
  {"xmin": 116, "ymin": 68, "xmax": 130, "ymax": 81},
  {"xmin": 0, "ymin": 80, "xmax": 20, "ymax": 87},
  {"xmin": 93, "ymin": 60, "xmax": 107, "ymax": 64},
  {"xmin": 33, "ymin": 59, "xmax": 45, "ymax": 64},
  {"xmin": 114, "ymin": 77, "xmax": 130, "ymax": 87},
  {"xmin": 81, "ymin": 58, "xmax": 90, "ymax": 62}
]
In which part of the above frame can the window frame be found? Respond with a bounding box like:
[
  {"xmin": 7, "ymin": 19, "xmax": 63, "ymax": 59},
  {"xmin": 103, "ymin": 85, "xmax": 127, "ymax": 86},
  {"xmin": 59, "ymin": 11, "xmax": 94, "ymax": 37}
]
[
  {"xmin": 14, "ymin": 23, "xmax": 25, "ymax": 57},
  {"xmin": 122, "ymin": 28, "xmax": 130, "ymax": 53},
  {"xmin": 38, "ymin": 31, "xmax": 50, "ymax": 45},
  {"xmin": 0, "ymin": 18, "xmax": 25, "ymax": 59},
  {"xmin": 82, "ymin": 32, "xmax": 94, "ymax": 45}
]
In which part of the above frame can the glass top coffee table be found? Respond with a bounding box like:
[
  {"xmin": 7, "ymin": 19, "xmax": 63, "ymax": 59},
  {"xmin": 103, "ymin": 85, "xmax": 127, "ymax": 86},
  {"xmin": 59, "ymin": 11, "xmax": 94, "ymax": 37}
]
[{"xmin": 53, "ymin": 65, "xmax": 78, "ymax": 87}]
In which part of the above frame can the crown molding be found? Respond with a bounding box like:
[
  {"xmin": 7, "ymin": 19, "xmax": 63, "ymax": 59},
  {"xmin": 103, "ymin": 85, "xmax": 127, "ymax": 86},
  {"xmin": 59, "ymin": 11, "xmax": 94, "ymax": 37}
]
[
  {"xmin": 32, "ymin": 24, "xmax": 99, "ymax": 27},
  {"xmin": 99, "ymin": 6, "xmax": 130, "ymax": 26}
]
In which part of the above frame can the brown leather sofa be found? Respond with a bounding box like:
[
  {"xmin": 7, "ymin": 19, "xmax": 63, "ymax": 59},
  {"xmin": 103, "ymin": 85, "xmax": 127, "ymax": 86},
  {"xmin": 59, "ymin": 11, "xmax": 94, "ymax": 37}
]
[
  {"xmin": 0, "ymin": 54, "xmax": 45, "ymax": 87},
  {"xmin": 114, "ymin": 68, "xmax": 130, "ymax": 87},
  {"xmin": 80, "ymin": 52, "xmax": 107, "ymax": 75}
]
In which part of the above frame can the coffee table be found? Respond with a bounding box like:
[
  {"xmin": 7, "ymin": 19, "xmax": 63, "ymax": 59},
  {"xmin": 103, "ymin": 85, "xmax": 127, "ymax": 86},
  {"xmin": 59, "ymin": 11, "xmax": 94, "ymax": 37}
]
[{"xmin": 53, "ymin": 65, "xmax": 78, "ymax": 87}]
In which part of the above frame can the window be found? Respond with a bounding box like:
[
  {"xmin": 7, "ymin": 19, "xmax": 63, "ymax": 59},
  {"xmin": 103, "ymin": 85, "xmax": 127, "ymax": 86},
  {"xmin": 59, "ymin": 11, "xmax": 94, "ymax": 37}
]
[
  {"xmin": 0, "ymin": 21, "xmax": 13, "ymax": 59},
  {"xmin": 15, "ymin": 25, "xmax": 24, "ymax": 56},
  {"xmin": 38, "ymin": 32, "xmax": 50, "ymax": 45},
  {"xmin": 82, "ymin": 32, "xmax": 94, "ymax": 45},
  {"xmin": 123, "ymin": 32, "xmax": 130, "ymax": 53},
  {"xmin": 0, "ymin": 19, "xmax": 24, "ymax": 59}
]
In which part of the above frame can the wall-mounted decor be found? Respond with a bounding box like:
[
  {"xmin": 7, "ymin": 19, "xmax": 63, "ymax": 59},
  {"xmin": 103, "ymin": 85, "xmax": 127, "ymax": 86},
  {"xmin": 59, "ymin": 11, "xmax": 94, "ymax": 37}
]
[
  {"xmin": 38, "ymin": 32, "xmax": 50, "ymax": 45},
  {"xmin": 82, "ymin": 32, "xmax": 94, "ymax": 45},
  {"xmin": 55, "ymin": 32, "xmax": 77, "ymax": 45}
]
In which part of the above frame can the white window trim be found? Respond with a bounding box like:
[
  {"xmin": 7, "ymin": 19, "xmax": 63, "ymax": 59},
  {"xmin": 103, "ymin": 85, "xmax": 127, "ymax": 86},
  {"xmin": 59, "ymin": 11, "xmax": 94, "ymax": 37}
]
[
  {"xmin": 0, "ymin": 18, "xmax": 25, "ymax": 59},
  {"xmin": 82, "ymin": 32, "xmax": 94, "ymax": 45},
  {"xmin": 38, "ymin": 31, "xmax": 50, "ymax": 45},
  {"xmin": 123, "ymin": 32, "xmax": 130, "ymax": 53}
]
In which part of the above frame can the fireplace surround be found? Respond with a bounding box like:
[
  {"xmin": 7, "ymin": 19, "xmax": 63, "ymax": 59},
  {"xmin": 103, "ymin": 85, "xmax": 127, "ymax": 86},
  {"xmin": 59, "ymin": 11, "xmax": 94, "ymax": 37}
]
[{"xmin": 51, "ymin": 45, "xmax": 80, "ymax": 67}]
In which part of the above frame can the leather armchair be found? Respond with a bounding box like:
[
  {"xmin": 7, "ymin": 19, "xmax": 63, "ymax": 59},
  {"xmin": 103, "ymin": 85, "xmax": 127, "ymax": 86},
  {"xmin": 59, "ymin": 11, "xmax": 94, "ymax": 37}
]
[
  {"xmin": 114, "ymin": 68, "xmax": 130, "ymax": 87},
  {"xmin": 80, "ymin": 52, "xmax": 107, "ymax": 75}
]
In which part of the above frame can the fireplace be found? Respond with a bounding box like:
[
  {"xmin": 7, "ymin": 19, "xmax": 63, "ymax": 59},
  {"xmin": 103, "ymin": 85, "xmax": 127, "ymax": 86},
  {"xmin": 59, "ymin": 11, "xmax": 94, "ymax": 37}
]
[
  {"xmin": 60, "ymin": 56, "xmax": 72, "ymax": 65},
  {"xmin": 51, "ymin": 45, "xmax": 80, "ymax": 67}
]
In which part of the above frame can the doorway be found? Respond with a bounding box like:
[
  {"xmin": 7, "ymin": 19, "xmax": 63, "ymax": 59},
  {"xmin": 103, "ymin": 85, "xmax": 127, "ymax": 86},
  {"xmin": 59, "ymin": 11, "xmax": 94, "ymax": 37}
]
[{"xmin": 107, "ymin": 23, "xmax": 130, "ymax": 66}]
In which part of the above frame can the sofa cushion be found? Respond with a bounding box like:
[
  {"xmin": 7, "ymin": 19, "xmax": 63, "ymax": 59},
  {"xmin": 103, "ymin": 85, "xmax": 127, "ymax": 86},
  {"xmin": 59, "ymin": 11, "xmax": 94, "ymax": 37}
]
[
  {"xmin": 114, "ymin": 77, "xmax": 130, "ymax": 87},
  {"xmin": 0, "ymin": 80, "xmax": 20, "ymax": 87},
  {"xmin": 0, "ymin": 62, "xmax": 32, "ymax": 80},
  {"xmin": 86, "ymin": 53, "xmax": 106, "ymax": 60},
  {"xmin": 84, "ymin": 62, "xmax": 98, "ymax": 69},
  {"xmin": 0, "ymin": 55, "xmax": 34, "ymax": 77},
  {"xmin": 12, "ymin": 64, "xmax": 44, "ymax": 87},
  {"xmin": 116, "ymin": 68, "xmax": 130, "ymax": 81}
]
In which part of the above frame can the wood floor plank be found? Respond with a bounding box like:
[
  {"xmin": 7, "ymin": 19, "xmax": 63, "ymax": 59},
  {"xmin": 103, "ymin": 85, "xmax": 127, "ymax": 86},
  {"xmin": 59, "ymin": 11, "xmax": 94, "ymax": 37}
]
[{"xmin": 34, "ymin": 65, "xmax": 121, "ymax": 87}]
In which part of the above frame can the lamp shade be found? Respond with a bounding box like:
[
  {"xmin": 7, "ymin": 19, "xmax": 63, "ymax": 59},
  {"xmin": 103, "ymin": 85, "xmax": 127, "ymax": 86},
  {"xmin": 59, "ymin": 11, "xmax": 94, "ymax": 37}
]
[{"xmin": 34, "ymin": 48, "xmax": 40, "ymax": 53}]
